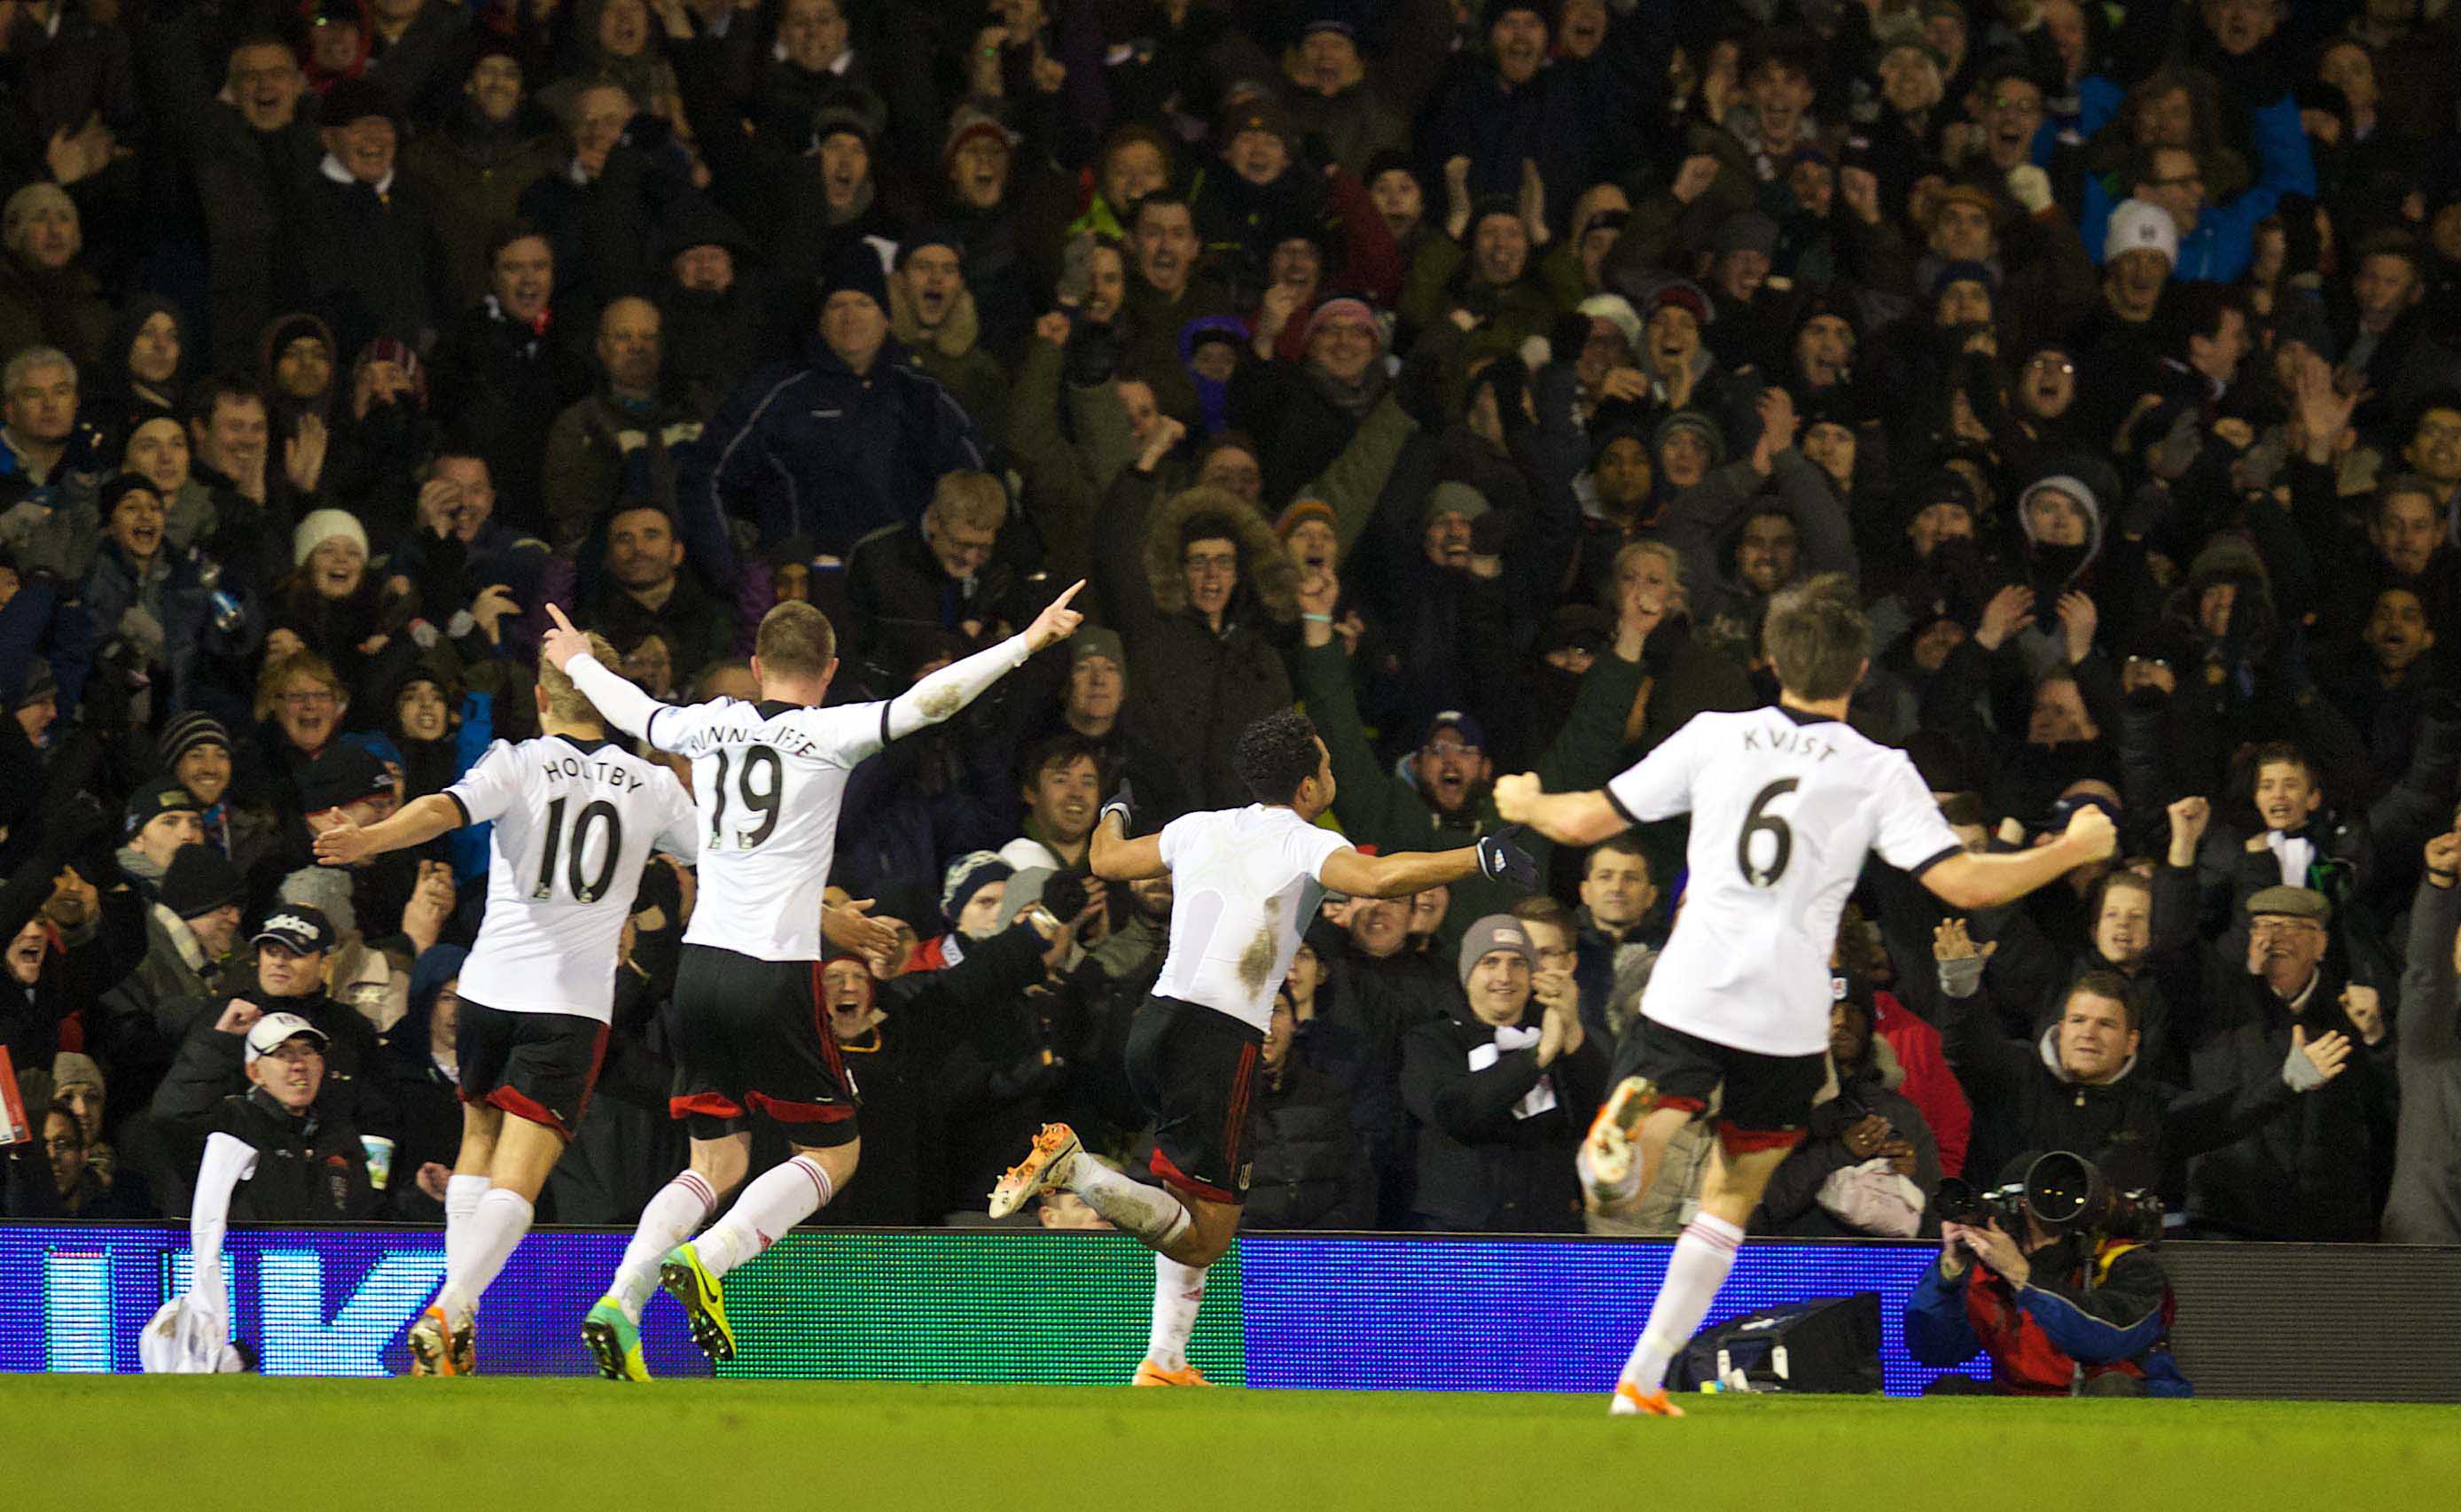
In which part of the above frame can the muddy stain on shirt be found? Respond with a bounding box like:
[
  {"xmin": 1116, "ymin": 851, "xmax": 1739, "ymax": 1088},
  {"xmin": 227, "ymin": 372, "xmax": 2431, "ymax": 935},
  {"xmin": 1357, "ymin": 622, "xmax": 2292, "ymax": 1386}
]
[{"xmin": 1237, "ymin": 919, "xmax": 1279, "ymax": 994}]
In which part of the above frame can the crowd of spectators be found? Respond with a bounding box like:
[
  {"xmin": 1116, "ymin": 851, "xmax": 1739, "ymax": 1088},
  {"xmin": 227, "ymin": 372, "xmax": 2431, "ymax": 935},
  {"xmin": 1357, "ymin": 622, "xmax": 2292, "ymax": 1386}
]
[{"xmin": 4, "ymin": 0, "xmax": 2461, "ymax": 1248}]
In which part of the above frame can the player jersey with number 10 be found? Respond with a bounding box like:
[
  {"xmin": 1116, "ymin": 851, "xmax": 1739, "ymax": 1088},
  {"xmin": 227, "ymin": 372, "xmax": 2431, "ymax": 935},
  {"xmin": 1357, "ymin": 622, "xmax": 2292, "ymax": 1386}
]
[{"xmin": 443, "ymin": 735, "xmax": 699, "ymax": 1022}]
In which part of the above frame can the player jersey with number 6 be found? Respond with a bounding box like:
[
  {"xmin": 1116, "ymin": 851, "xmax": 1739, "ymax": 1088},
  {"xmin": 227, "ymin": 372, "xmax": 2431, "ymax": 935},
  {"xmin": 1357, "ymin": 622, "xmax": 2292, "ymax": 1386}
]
[
  {"xmin": 1604, "ymin": 706, "xmax": 1965, "ymax": 1056},
  {"xmin": 640, "ymin": 697, "xmax": 891, "ymax": 961},
  {"xmin": 444, "ymin": 735, "xmax": 700, "ymax": 1022}
]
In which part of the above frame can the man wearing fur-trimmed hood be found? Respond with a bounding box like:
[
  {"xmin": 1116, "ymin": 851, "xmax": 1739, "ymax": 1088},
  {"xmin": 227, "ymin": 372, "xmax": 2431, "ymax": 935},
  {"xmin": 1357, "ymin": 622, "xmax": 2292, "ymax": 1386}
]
[{"xmin": 1088, "ymin": 483, "xmax": 1297, "ymax": 818}]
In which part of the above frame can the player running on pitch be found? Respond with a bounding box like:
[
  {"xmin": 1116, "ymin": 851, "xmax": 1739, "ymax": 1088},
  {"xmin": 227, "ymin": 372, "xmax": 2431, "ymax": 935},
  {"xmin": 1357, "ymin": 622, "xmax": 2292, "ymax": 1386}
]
[
  {"xmin": 545, "ymin": 587, "xmax": 1083, "ymax": 1380},
  {"xmin": 988, "ymin": 708, "xmax": 1540, "ymax": 1384},
  {"xmin": 313, "ymin": 633, "xmax": 699, "ymax": 1376},
  {"xmin": 1494, "ymin": 575, "xmax": 2116, "ymax": 1417}
]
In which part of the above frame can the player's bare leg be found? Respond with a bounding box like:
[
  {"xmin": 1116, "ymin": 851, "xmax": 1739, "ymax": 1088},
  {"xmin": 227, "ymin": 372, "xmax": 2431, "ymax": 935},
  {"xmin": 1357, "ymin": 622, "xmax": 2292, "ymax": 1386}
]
[
  {"xmin": 1610, "ymin": 1136, "xmax": 1793, "ymax": 1417},
  {"xmin": 661, "ymin": 1136, "xmax": 859, "ymax": 1363}
]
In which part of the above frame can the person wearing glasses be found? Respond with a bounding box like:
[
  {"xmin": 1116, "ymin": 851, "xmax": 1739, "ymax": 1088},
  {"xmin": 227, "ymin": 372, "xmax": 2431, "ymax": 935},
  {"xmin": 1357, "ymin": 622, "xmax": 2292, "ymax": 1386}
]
[
  {"xmin": 1089, "ymin": 479, "xmax": 1301, "ymax": 819},
  {"xmin": 1928, "ymin": 901, "xmax": 2357, "ymax": 1228},
  {"xmin": 2180, "ymin": 885, "xmax": 2395, "ymax": 1240},
  {"xmin": 2082, "ymin": 100, "xmax": 2316, "ymax": 284},
  {"xmin": 261, "ymin": 653, "xmax": 350, "ymax": 763}
]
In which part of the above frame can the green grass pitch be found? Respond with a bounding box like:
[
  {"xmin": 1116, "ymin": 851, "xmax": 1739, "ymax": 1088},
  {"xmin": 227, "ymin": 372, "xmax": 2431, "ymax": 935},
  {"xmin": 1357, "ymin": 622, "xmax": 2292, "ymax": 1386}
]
[{"xmin": 9, "ymin": 1376, "xmax": 2457, "ymax": 1510}]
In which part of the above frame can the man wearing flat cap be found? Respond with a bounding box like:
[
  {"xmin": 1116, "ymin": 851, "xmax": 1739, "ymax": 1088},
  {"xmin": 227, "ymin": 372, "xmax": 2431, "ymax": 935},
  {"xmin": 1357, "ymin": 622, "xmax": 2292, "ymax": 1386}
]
[
  {"xmin": 292, "ymin": 74, "xmax": 445, "ymax": 354},
  {"xmin": 2184, "ymin": 885, "xmax": 2395, "ymax": 1240}
]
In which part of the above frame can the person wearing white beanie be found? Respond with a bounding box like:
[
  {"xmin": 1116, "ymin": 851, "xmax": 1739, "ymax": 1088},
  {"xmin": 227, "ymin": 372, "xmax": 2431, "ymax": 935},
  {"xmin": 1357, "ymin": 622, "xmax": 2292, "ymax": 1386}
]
[
  {"xmin": 292, "ymin": 507, "xmax": 371, "ymax": 569},
  {"xmin": 2101, "ymin": 199, "xmax": 2178, "ymax": 326}
]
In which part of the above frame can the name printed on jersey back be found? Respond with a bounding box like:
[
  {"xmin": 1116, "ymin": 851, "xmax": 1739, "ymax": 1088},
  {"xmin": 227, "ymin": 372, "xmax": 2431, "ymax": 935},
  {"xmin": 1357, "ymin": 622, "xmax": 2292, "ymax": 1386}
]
[
  {"xmin": 1741, "ymin": 724, "xmax": 1842, "ymax": 762},
  {"xmin": 662, "ymin": 705, "xmax": 847, "ymax": 761},
  {"xmin": 537, "ymin": 752, "xmax": 660, "ymax": 791}
]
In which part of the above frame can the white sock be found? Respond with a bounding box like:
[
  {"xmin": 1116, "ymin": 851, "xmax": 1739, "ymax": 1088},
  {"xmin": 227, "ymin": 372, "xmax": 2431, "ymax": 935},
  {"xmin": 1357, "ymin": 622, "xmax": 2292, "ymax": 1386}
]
[
  {"xmin": 1619, "ymin": 1213, "xmax": 1744, "ymax": 1393},
  {"xmin": 443, "ymin": 1174, "xmax": 491, "ymax": 1282},
  {"xmin": 439, "ymin": 1189, "xmax": 533, "ymax": 1325},
  {"xmin": 1145, "ymin": 1256, "xmax": 1207, "ymax": 1371},
  {"xmin": 611, "ymin": 1170, "xmax": 717, "ymax": 1321},
  {"xmin": 1064, "ymin": 1157, "xmax": 1193, "ymax": 1250},
  {"xmin": 692, "ymin": 1156, "xmax": 835, "ymax": 1281}
]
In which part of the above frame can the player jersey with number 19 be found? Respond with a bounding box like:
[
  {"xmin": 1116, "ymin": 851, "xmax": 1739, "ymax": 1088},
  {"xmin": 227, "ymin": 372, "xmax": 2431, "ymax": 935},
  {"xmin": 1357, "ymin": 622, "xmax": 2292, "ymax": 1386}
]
[
  {"xmin": 1604, "ymin": 706, "xmax": 1965, "ymax": 1056},
  {"xmin": 444, "ymin": 736, "xmax": 700, "ymax": 1022},
  {"xmin": 639, "ymin": 696, "xmax": 892, "ymax": 961}
]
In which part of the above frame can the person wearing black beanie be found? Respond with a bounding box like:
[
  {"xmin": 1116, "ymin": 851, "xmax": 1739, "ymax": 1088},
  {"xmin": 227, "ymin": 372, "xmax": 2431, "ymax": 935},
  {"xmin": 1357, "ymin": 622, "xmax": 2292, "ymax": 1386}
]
[
  {"xmin": 105, "ymin": 841, "xmax": 254, "ymax": 1063},
  {"xmin": 671, "ymin": 239, "xmax": 984, "ymax": 575},
  {"xmin": 820, "ymin": 242, "xmax": 891, "ymax": 321}
]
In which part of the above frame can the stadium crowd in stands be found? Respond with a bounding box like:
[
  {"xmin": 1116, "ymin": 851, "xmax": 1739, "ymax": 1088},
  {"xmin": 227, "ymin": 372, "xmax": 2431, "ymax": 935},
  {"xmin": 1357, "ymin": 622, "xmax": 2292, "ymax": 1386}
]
[{"xmin": 3, "ymin": 0, "xmax": 2460, "ymax": 1248}]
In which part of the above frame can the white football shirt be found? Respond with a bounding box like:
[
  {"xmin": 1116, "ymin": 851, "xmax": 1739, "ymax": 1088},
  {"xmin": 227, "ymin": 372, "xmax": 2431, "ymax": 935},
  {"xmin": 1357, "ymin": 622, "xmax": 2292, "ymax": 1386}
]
[
  {"xmin": 446, "ymin": 736, "xmax": 699, "ymax": 1021},
  {"xmin": 1153, "ymin": 805, "xmax": 1352, "ymax": 1033},
  {"xmin": 640, "ymin": 697, "xmax": 890, "ymax": 961},
  {"xmin": 1606, "ymin": 707, "xmax": 1964, "ymax": 1056}
]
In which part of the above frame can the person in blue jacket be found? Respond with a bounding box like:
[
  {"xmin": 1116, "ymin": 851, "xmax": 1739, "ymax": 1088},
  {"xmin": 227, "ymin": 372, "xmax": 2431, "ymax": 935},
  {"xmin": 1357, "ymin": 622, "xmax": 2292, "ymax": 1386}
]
[
  {"xmin": 673, "ymin": 246, "xmax": 985, "ymax": 592},
  {"xmin": 2066, "ymin": 85, "xmax": 2314, "ymax": 284}
]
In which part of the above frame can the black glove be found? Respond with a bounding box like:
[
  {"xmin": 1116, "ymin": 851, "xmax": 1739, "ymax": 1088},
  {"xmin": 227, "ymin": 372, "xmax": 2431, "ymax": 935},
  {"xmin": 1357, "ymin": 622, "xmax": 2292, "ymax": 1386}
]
[
  {"xmin": 1481, "ymin": 355, "xmax": 1533, "ymax": 442},
  {"xmin": 1467, "ymin": 508, "xmax": 1516, "ymax": 557},
  {"xmin": 1062, "ymin": 321, "xmax": 1120, "ymax": 388},
  {"xmin": 1548, "ymin": 310, "xmax": 1594, "ymax": 365},
  {"xmin": 988, "ymin": 1048, "xmax": 1066, "ymax": 1101},
  {"xmin": 1640, "ymin": 613, "xmax": 1687, "ymax": 676},
  {"xmin": 1476, "ymin": 824, "xmax": 1538, "ymax": 889},
  {"xmin": 1395, "ymin": 353, "xmax": 1449, "ymax": 433},
  {"xmin": 40, "ymin": 794, "xmax": 113, "ymax": 873},
  {"xmin": 1099, "ymin": 777, "xmax": 1137, "ymax": 835}
]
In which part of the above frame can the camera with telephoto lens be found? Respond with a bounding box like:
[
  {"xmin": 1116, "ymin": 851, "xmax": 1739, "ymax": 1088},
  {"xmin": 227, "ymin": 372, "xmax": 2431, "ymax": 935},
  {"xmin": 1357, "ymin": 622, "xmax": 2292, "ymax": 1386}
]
[
  {"xmin": 1936, "ymin": 1151, "xmax": 2164, "ymax": 1243},
  {"xmin": 1933, "ymin": 1175, "xmax": 2024, "ymax": 1232}
]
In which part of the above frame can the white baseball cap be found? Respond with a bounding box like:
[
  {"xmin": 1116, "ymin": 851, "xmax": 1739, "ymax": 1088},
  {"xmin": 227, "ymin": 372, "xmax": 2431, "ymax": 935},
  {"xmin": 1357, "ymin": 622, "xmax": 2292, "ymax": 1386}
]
[
  {"xmin": 2105, "ymin": 199, "xmax": 2179, "ymax": 267},
  {"xmin": 245, "ymin": 1011, "xmax": 330, "ymax": 1066}
]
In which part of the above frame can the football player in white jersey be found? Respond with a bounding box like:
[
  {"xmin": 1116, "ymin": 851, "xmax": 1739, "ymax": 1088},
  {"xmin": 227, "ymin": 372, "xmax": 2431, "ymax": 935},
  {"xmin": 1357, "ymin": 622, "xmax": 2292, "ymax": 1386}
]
[
  {"xmin": 1495, "ymin": 575, "xmax": 2116, "ymax": 1416},
  {"xmin": 987, "ymin": 709, "xmax": 1540, "ymax": 1384},
  {"xmin": 541, "ymin": 588, "xmax": 1083, "ymax": 1379},
  {"xmin": 311, "ymin": 634, "xmax": 699, "ymax": 1375}
]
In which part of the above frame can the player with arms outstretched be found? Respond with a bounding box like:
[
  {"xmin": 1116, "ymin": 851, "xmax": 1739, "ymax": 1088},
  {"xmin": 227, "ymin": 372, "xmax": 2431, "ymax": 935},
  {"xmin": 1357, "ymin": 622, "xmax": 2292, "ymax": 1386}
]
[
  {"xmin": 1495, "ymin": 575, "xmax": 2116, "ymax": 1417},
  {"xmin": 313, "ymin": 634, "xmax": 699, "ymax": 1376},
  {"xmin": 987, "ymin": 709, "xmax": 1539, "ymax": 1384},
  {"xmin": 543, "ymin": 588, "xmax": 1083, "ymax": 1379}
]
